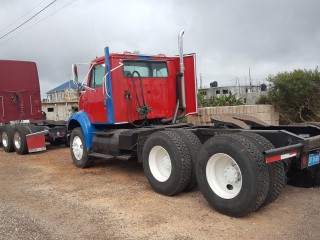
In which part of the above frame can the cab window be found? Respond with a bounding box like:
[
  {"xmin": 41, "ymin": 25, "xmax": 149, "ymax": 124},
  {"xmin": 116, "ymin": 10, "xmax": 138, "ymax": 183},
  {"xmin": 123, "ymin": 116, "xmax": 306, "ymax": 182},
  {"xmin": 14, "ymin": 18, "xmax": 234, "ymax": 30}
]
[
  {"xmin": 123, "ymin": 60, "xmax": 168, "ymax": 78},
  {"xmin": 90, "ymin": 65, "xmax": 105, "ymax": 88}
]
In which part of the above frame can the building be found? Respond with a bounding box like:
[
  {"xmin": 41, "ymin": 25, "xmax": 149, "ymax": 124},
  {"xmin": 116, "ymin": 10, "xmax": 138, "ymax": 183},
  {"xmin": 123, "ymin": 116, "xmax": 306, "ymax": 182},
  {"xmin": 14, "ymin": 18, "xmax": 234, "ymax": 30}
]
[
  {"xmin": 199, "ymin": 83, "xmax": 268, "ymax": 105},
  {"xmin": 42, "ymin": 80, "xmax": 80, "ymax": 121},
  {"xmin": 44, "ymin": 80, "xmax": 79, "ymax": 102}
]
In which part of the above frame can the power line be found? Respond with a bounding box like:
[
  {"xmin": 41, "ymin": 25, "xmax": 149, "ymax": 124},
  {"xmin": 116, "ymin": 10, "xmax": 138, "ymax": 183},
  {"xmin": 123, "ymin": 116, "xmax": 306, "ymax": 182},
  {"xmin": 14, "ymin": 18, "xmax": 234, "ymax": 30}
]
[
  {"xmin": 0, "ymin": 0, "xmax": 78, "ymax": 44},
  {"xmin": 0, "ymin": 0, "xmax": 47, "ymax": 34},
  {"xmin": 0, "ymin": 0, "xmax": 58, "ymax": 40}
]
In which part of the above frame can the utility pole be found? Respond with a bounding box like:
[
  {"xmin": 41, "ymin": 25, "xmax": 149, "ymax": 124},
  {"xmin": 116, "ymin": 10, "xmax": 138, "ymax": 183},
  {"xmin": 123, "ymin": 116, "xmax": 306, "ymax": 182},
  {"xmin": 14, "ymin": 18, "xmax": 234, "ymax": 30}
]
[
  {"xmin": 249, "ymin": 67, "xmax": 252, "ymax": 91},
  {"xmin": 236, "ymin": 77, "xmax": 240, "ymax": 95},
  {"xmin": 200, "ymin": 73, "xmax": 203, "ymax": 89}
]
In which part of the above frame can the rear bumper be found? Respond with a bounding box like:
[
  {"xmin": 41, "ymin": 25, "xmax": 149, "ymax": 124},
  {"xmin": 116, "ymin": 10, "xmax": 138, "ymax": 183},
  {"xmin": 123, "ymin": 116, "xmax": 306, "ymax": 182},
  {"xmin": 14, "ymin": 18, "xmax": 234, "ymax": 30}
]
[{"xmin": 264, "ymin": 137, "xmax": 320, "ymax": 169}]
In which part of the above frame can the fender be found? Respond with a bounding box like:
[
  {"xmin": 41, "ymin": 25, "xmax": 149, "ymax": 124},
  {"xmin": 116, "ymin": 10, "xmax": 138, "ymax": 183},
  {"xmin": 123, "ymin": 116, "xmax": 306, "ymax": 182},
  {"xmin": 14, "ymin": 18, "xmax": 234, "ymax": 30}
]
[{"xmin": 68, "ymin": 111, "xmax": 96, "ymax": 148}]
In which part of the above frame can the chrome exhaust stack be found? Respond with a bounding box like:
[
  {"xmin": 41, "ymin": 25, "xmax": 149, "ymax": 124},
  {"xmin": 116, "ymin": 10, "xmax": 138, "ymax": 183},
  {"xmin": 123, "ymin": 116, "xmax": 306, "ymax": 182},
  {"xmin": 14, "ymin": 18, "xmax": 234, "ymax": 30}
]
[
  {"xmin": 161, "ymin": 30, "xmax": 187, "ymax": 124},
  {"xmin": 178, "ymin": 29, "xmax": 186, "ymax": 108}
]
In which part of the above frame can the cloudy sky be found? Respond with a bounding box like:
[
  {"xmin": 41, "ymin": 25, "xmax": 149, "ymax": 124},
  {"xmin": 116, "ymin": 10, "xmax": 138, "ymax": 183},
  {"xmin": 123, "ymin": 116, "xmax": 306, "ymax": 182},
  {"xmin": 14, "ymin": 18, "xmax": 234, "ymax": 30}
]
[{"xmin": 0, "ymin": 0, "xmax": 319, "ymax": 98}]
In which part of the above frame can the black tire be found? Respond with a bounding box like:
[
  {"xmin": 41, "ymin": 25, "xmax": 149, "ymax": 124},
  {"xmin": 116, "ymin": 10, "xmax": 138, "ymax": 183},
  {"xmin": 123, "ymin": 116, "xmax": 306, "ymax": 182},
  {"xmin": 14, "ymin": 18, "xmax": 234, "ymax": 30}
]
[
  {"xmin": 196, "ymin": 134, "xmax": 269, "ymax": 217},
  {"xmin": 173, "ymin": 129, "xmax": 201, "ymax": 191},
  {"xmin": 13, "ymin": 125, "xmax": 29, "ymax": 155},
  {"xmin": 1, "ymin": 125, "xmax": 15, "ymax": 152},
  {"xmin": 316, "ymin": 170, "xmax": 320, "ymax": 186},
  {"xmin": 142, "ymin": 130, "xmax": 192, "ymax": 196},
  {"xmin": 238, "ymin": 132, "xmax": 286, "ymax": 207},
  {"xmin": 287, "ymin": 166, "xmax": 320, "ymax": 187},
  {"xmin": 0, "ymin": 127, "xmax": 2, "ymax": 147},
  {"xmin": 70, "ymin": 127, "xmax": 91, "ymax": 168},
  {"xmin": 65, "ymin": 135, "xmax": 70, "ymax": 147}
]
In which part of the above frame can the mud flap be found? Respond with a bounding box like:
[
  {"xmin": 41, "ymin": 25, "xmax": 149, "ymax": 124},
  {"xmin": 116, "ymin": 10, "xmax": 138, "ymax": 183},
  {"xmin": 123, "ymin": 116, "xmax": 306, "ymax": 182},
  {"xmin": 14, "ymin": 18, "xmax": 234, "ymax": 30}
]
[{"xmin": 26, "ymin": 130, "xmax": 48, "ymax": 153}]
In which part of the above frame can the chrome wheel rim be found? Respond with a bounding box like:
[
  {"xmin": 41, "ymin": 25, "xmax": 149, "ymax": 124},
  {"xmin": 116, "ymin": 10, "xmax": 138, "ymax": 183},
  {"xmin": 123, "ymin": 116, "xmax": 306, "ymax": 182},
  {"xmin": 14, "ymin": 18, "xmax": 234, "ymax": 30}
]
[
  {"xmin": 2, "ymin": 131, "xmax": 8, "ymax": 148},
  {"xmin": 13, "ymin": 131, "xmax": 22, "ymax": 149}
]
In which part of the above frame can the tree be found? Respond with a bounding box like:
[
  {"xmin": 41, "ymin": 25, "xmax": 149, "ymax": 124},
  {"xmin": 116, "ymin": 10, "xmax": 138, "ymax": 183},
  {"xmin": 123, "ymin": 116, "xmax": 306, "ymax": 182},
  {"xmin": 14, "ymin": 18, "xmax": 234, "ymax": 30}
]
[{"xmin": 263, "ymin": 68, "xmax": 320, "ymax": 124}]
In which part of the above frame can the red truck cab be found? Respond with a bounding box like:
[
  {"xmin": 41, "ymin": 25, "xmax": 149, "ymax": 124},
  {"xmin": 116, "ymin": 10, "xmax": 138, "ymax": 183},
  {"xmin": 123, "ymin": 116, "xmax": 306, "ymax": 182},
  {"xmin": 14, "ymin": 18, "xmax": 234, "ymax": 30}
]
[{"xmin": 78, "ymin": 53, "xmax": 197, "ymax": 125}]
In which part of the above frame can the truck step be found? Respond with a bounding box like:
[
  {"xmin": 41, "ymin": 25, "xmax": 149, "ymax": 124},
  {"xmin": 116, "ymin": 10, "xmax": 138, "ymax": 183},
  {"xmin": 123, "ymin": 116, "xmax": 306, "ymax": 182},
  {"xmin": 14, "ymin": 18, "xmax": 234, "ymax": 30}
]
[{"xmin": 89, "ymin": 152, "xmax": 132, "ymax": 160}]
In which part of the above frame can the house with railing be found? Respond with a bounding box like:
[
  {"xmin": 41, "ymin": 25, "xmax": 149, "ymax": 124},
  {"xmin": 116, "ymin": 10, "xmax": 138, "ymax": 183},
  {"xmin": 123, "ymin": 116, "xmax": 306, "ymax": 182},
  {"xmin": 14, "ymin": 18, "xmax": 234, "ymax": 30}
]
[{"xmin": 41, "ymin": 80, "xmax": 79, "ymax": 121}]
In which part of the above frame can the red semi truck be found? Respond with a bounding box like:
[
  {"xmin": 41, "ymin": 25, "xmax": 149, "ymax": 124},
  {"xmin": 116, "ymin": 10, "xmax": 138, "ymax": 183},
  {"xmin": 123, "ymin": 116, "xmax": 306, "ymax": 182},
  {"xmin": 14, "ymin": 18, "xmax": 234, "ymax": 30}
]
[
  {"xmin": 0, "ymin": 60, "xmax": 67, "ymax": 154},
  {"xmin": 67, "ymin": 30, "xmax": 320, "ymax": 217}
]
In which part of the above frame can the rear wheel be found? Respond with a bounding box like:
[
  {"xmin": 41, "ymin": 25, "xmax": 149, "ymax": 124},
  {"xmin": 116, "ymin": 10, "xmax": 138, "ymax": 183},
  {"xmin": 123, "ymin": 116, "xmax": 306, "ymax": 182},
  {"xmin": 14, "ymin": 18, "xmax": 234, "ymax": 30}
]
[
  {"xmin": 13, "ymin": 126, "xmax": 29, "ymax": 155},
  {"xmin": 173, "ymin": 129, "xmax": 201, "ymax": 191},
  {"xmin": 142, "ymin": 130, "xmax": 192, "ymax": 196},
  {"xmin": 196, "ymin": 134, "xmax": 269, "ymax": 217},
  {"xmin": 1, "ymin": 125, "xmax": 15, "ymax": 152},
  {"xmin": 70, "ymin": 127, "xmax": 91, "ymax": 168},
  {"xmin": 238, "ymin": 132, "xmax": 286, "ymax": 207}
]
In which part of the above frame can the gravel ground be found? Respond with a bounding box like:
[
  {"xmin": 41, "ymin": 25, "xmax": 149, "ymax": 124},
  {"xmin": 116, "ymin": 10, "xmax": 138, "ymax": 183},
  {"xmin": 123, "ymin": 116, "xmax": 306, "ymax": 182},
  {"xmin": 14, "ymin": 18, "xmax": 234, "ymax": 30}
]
[{"xmin": 0, "ymin": 145, "xmax": 319, "ymax": 240}]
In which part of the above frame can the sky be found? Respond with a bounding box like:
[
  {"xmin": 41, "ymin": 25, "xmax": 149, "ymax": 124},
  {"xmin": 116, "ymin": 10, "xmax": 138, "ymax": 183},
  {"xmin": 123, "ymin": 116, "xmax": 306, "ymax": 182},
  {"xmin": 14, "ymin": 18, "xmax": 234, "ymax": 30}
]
[{"xmin": 0, "ymin": 0, "xmax": 320, "ymax": 98}]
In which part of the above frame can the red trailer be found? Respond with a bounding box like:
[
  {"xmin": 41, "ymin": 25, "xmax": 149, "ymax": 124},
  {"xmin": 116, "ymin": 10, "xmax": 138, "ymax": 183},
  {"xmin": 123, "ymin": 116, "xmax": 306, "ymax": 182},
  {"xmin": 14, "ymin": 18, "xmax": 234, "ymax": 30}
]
[{"xmin": 0, "ymin": 60, "xmax": 67, "ymax": 154}]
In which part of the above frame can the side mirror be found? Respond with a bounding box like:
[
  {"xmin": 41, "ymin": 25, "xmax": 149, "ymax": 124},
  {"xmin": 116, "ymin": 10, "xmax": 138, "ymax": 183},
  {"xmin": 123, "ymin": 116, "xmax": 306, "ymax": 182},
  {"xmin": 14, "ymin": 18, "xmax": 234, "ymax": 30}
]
[{"xmin": 72, "ymin": 64, "xmax": 78, "ymax": 84}]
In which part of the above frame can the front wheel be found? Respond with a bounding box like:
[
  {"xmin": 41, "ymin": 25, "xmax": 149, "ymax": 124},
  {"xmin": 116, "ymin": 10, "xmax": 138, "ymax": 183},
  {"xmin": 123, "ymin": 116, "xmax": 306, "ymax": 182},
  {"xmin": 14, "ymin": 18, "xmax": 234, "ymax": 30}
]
[
  {"xmin": 70, "ymin": 127, "xmax": 91, "ymax": 168},
  {"xmin": 196, "ymin": 134, "xmax": 269, "ymax": 217}
]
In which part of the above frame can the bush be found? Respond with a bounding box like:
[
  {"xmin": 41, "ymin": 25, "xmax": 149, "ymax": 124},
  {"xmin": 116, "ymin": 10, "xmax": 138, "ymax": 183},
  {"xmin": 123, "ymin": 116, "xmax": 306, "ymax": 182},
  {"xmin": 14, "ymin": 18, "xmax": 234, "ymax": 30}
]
[
  {"xmin": 197, "ymin": 92, "xmax": 243, "ymax": 107},
  {"xmin": 264, "ymin": 68, "xmax": 320, "ymax": 124},
  {"xmin": 256, "ymin": 94, "xmax": 270, "ymax": 104}
]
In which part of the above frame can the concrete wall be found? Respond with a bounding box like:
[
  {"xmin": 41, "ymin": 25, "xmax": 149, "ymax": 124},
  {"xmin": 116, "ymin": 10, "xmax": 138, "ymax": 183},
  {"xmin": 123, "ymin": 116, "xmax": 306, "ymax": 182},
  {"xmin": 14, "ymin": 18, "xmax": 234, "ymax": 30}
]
[
  {"xmin": 42, "ymin": 102, "xmax": 78, "ymax": 121},
  {"xmin": 187, "ymin": 105, "xmax": 279, "ymax": 125}
]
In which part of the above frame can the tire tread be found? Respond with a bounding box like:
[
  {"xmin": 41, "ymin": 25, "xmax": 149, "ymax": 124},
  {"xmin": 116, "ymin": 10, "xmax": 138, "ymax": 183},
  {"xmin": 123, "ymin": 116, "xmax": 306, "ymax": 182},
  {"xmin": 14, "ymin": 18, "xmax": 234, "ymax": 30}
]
[{"xmin": 238, "ymin": 132, "xmax": 285, "ymax": 207}]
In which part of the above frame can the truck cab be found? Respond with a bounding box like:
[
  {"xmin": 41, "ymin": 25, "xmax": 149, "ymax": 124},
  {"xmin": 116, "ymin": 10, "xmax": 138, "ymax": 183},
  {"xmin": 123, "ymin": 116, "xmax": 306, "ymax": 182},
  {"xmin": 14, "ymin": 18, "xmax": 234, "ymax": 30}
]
[{"xmin": 75, "ymin": 52, "xmax": 197, "ymax": 125}]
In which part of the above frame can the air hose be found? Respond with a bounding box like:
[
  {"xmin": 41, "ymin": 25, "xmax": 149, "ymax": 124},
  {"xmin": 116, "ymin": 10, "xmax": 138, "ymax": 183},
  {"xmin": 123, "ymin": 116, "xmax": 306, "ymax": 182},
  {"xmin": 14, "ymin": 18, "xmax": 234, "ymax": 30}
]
[{"xmin": 127, "ymin": 71, "xmax": 152, "ymax": 120}]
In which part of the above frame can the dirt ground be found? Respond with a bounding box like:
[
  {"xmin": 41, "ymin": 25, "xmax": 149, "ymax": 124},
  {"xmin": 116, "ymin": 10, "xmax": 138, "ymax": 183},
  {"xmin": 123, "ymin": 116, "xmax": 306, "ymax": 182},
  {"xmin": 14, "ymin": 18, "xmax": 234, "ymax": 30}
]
[{"xmin": 0, "ymin": 145, "xmax": 319, "ymax": 240}]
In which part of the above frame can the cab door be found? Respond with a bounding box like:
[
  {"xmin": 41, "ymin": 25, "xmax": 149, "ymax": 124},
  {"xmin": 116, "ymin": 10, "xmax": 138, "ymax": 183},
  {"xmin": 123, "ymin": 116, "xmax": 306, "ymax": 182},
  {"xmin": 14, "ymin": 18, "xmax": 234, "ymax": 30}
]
[{"xmin": 82, "ymin": 64, "xmax": 107, "ymax": 123}]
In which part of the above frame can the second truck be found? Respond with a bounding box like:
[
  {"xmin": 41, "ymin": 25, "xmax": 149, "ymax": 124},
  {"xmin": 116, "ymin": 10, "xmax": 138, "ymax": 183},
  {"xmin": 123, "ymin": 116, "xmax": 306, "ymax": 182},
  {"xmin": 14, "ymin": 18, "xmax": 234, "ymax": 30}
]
[{"xmin": 0, "ymin": 60, "xmax": 67, "ymax": 154}]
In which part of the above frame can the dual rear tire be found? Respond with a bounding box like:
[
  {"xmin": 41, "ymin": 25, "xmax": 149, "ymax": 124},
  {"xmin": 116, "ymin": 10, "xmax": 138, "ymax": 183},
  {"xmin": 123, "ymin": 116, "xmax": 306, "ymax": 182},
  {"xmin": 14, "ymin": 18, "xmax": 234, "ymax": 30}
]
[
  {"xmin": 1, "ymin": 125, "xmax": 29, "ymax": 154},
  {"xmin": 196, "ymin": 134, "xmax": 271, "ymax": 217},
  {"xmin": 142, "ymin": 130, "xmax": 285, "ymax": 217},
  {"xmin": 0, "ymin": 125, "xmax": 38, "ymax": 155}
]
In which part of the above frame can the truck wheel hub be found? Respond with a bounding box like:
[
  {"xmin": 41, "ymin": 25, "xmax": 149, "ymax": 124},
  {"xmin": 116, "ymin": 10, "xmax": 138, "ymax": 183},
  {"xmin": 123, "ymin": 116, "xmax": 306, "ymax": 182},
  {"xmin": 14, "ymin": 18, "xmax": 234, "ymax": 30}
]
[
  {"xmin": 14, "ymin": 132, "xmax": 21, "ymax": 149},
  {"xmin": 149, "ymin": 146, "xmax": 172, "ymax": 182},
  {"xmin": 72, "ymin": 136, "xmax": 83, "ymax": 160},
  {"xmin": 224, "ymin": 165, "xmax": 240, "ymax": 183},
  {"xmin": 206, "ymin": 153, "xmax": 242, "ymax": 199},
  {"xmin": 2, "ymin": 132, "xmax": 8, "ymax": 147}
]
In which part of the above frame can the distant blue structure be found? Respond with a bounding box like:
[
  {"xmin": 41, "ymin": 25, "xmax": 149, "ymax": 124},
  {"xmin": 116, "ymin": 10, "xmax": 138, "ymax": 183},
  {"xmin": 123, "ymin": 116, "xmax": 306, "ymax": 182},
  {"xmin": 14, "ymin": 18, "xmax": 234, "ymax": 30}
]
[{"xmin": 47, "ymin": 80, "xmax": 78, "ymax": 94}]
